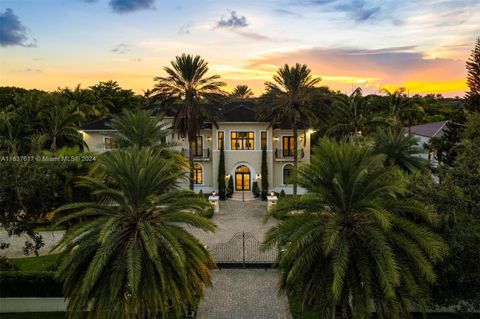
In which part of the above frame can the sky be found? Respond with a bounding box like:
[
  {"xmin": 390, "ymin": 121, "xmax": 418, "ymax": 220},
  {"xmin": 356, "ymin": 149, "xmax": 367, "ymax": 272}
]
[{"xmin": 1, "ymin": 0, "xmax": 479, "ymax": 97}]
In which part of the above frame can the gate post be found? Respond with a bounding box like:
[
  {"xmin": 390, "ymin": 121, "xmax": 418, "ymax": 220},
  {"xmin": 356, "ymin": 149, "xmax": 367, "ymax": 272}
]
[{"xmin": 242, "ymin": 231, "xmax": 245, "ymax": 268}]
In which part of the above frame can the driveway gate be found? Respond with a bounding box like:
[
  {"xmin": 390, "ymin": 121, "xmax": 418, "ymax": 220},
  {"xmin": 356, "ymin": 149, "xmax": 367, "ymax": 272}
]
[{"xmin": 208, "ymin": 232, "xmax": 278, "ymax": 268}]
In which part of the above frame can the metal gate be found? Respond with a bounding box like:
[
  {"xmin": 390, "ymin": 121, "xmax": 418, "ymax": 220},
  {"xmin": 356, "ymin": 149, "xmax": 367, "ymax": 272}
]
[{"xmin": 208, "ymin": 232, "xmax": 278, "ymax": 268}]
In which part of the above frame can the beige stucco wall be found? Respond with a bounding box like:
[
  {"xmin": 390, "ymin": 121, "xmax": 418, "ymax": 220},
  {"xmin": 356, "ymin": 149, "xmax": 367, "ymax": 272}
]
[{"xmin": 81, "ymin": 121, "xmax": 311, "ymax": 194}]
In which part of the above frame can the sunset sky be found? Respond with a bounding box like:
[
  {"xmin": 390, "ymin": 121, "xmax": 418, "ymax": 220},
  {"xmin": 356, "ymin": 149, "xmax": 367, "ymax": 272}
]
[{"xmin": 1, "ymin": 0, "xmax": 479, "ymax": 97}]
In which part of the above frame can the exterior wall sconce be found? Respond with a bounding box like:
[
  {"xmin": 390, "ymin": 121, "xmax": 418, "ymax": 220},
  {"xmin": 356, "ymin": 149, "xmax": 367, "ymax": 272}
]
[
  {"xmin": 255, "ymin": 174, "xmax": 261, "ymax": 179},
  {"xmin": 225, "ymin": 174, "xmax": 231, "ymax": 179},
  {"xmin": 207, "ymin": 136, "xmax": 212, "ymax": 141},
  {"xmin": 308, "ymin": 129, "xmax": 315, "ymax": 134},
  {"xmin": 273, "ymin": 137, "xmax": 279, "ymax": 141}
]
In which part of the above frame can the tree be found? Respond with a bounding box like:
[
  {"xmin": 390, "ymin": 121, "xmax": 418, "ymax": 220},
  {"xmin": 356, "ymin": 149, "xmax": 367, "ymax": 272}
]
[
  {"xmin": 436, "ymin": 110, "xmax": 466, "ymax": 166},
  {"xmin": 465, "ymin": 37, "xmax": 480, "ymax": 112},
  {"xmin": 152, "ymin": 54, "xmax": 226, "ymax": 190},
  {"xmin": 229, "ymin": 85, "xmax": 254, "ymax": 101},
  {"xmin": 53, "ymin": 147, "xmax": 216, "ymax": 318},
  {"xmin": 381, "ymin": 87, "xmax": 409, "ymax": 127},
  {"xmin": 258, "ymin": 63, "xmax": 321, "ymax": 195},
  {"xmin": 263, "ymin": 139, "xmax": 446, "ymax": 318},
  {"xmin": 261, "ymin": 145, "xmax": 269, "ymax": 199},
  {"xmin": 89, "ymin": 80, "xmax": 143, "ymax": 114},
  {"xmin": 374, "ymin": 127, "xmax": 427, "ymax": 173},
  {"xmin": 217, "ymin": 144, "xmax": 226, "ymax": 200},
  {"xmin": 60, "ymin": 84, "xmax": 99, "ymax": 124},
  {"xmin": 38, "ymin": 96, "xmax": 83, "ymax": 151},
  {"xmin": 328, "ymin": 87, "xmax": 364, "ymax": 137}
]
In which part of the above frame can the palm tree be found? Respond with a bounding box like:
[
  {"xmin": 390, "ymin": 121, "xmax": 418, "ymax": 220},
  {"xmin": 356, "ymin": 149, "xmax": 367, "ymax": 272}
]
[
  {"xmin": 152, "ymin": 54, "xmax": 226, "ymax": 190},
  {"xmin": 61, "ymin": 84, "xmax": 98, "ymax": 124},
  {"xmin": 263, "ymin": 139, "xmax": 446, "ymax": 318},
  {"xmin": 328, "ymin": 87, "xmax": 364, "ymax": 137},
  {"xmin": 258, "ymin": 63, "xmax": 321, "ymax": 195},
  {"xmin": 0, "ymin": 111, "xmax": 29, "ymax": 155},
  {"xmin": 38, "ymin": 97, "xmax": 83, "ymax": 151},
  {"xmin": 374, "ymin": 127, "xmax": 428, "ymax": 173},
  {"xmin": 381, "ymin": 87, "xmax": 410, "ymax": 127},
  {"xmin": 229, "ymin": 84, "xmax": 254, "ymax": 101},
  {"xmin": 109, "ymin": 109, "xmax": 186, "ymax": 168},
  {"xmin": 53, "ymin": 147, "xmax": 216, "ymax": 319}
]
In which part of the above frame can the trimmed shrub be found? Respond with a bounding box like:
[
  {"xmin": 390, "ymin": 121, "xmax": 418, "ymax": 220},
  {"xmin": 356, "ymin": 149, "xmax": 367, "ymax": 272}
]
[
  {"xmin": 199, "ymin": 206, "xmax": 214, "ymax": 219},
  {"xmin": 198, "ymin": 189, "xmax": 204, "ymax": 198},
  {"xmin": 226, "ymin": 176, "xmax": 234, "ymax": 197},
  {"xmin": 0, "ymin": 271, "xmax": 63, "ymax": 297},
  {"xmin": 252, "ymin": 181, "xmax": 260, "ymax": 197},
  {"xmin": 218, "ymin": 146, "xmax": 226, "ymax": 200},
  {"xmin": 0, "ymin": 256, "xmax": 17, "ymax": 271},
  {"xmin": 280, "ymin": 189, "xmax": 286, "ymax": 198}
]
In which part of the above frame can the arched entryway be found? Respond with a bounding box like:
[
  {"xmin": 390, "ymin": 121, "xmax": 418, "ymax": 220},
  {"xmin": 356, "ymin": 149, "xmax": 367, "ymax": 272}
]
[{"xmin": 235, "ymin": 165, "xmax": 251, "ymax": 191}]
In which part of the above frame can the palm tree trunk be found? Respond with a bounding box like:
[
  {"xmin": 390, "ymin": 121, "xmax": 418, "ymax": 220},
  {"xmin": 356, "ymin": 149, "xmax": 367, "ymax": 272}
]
[
  {"xmin": 51, "ymin": 136, "xmax": 57, "ymax": 151},
  {"xmin": 293, "ymin": 123, "xmax": 298, "ymax": 196},
  {"xmin": 188, "ymin": 140, "xmax": 194, "ymax": 191}
]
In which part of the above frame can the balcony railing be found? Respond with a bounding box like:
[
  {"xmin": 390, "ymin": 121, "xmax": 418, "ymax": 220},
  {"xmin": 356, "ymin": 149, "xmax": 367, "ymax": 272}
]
[
  {"xmin": 181, "ymin": 148, "xmax": 211, "ymax": 161},
  {"xmin": 275, "ymin": 148, "xmax": 304, "ymax": 161}
]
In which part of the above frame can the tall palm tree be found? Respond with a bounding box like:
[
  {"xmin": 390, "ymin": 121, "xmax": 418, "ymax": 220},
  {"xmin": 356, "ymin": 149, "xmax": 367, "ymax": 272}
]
[
  {"xmin": 53, "ymin": 147, "xmax": 216, "ymax": 319},
  {"xmin": 152, "ymin": 54, "xmax": 226, "ymax": 190},
  {"xmin": 374, "ymin": 127, "xmax": 428, "ymax": 173},
  {"xmin": 328, "ymin": 87, "xmax": 364, "ymax": 137},
  {"xmin": 229, "ymin": 84, "xmax": 254, "ymax": 101},
  {"xmin": 381, "ymin": 87, "xmax": 410, "ymax": 127},
  {"xmin": 258, "ymin": 63, "xmax": 321, "ymax": 195},
  {"xmin": 263, "ymin": 139, "xmax": 446, "ymax": 318},
  {"xmin": 61, "ymin": 84, "xmax": 98, "ymax": 124},
  {"xmin": 109, "ymin": 109, "xmax": 186, "ymax": 168},
  {"xmin": 0, "ymin": 111, "xmax": 29, "ymax": 155},
  {"xmin": 38, "ymin": 98, "xmax": 83, "ymax": 151}
]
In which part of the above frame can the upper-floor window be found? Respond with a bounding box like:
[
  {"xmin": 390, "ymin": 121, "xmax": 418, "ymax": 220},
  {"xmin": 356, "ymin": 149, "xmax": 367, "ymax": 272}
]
[
  {"xmin": 231, "ymin": 131, "xmax": 254, "ymax": 150},
  {"xmin": 261, "ymin": 131, "xmax": 267, "ymax": 149},
  {"xmin": 282, "ymin": 136, "xmax": 295, "ymax": 156},
  {"xmin": 192, "ymin": 136, "xmax": 203, "ymax": 156},
  {"xmin": 218, "ymin": 131, "xmax": 224, "ymax": 150},
  {"xmin": 104, "ymin": 137, "xmax": 118, "ymax": 150}
]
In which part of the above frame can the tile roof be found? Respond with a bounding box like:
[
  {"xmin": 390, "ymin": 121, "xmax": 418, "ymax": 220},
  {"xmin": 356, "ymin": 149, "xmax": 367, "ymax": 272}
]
[{"xmin": 409, "ymin": 121, "xmax": 448, "ymax": 138}]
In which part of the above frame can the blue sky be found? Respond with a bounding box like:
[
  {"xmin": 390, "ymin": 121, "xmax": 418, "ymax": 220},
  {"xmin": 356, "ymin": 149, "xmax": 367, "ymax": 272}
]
[{"xmin": 1, "ymin": 0, "xmax": 479, "ymax": 96}]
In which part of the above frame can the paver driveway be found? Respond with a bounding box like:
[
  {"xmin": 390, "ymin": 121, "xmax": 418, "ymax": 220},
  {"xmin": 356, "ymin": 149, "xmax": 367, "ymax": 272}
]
[
  {"xmin": 185, "ymin": 199, "xmax": 279, "ymax": 250},
  {"xmin": 196, "ymin": 269, "xmax": 292, "ymax": 319}
]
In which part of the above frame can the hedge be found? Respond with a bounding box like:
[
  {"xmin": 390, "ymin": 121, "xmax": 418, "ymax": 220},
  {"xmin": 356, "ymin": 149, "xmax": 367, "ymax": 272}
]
[{"xmin": 0, "ymin": 271, "xmax": 63, "ymax": 297}]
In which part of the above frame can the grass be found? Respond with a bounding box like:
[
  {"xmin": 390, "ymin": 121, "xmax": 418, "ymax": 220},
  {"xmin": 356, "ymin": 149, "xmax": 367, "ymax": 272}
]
[
  {"xmin": 289, "ymin": 297, "xmax": 478, "ymax": 319},
  {"xmin": 1, "ymin": 313, "xmax": 65, "ymax": 319},
  {"xmin": 9, "ymin": 254, "xmax": 60, "ymax": 272}
]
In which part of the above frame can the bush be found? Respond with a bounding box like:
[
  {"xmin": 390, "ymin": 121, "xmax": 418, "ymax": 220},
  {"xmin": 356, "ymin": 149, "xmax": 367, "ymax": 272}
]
[
  {"xmin": 280, "ymin": 189, "xmax": 286, "ymax": 198},
  {"xmin": 198, "ymin": 189, "xmax": 204, "ymax": 198},
  {"xmin": 0, "ymin": 256, "xmax": 17, "ymax": 271},
  {"xmin": 199, "ymin": 206, "xmax": 214, "ymax": 219},
  {"xmin": 0, "ymin": 271, "xmax": 63, "ymax": 297},
  {"xmin": 252, "ymin": 181, "xmax": 260, "ymax": 197},
  {"xmin": 226, "ymin": 176, "xmax": 234, "ymax": 197}
]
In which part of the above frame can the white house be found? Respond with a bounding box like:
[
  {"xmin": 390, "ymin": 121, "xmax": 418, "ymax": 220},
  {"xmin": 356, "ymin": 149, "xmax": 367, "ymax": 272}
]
[
  {"xmin": 408, "ymin": 120, "xmax": 448, "ymax": 165},
  {"xmin": 79, "ymin": 102, "xmax": 312, "ymax": 195}
]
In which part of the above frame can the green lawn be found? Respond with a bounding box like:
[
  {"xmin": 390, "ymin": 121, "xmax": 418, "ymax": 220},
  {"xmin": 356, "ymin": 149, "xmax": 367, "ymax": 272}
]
[
  {"xmin": 10, "ymin": 254, "xmax": 60, "ymax": 271},
  {"xmin": 289, "ymin": 297, "xmax": 478, "ymax": 319}
]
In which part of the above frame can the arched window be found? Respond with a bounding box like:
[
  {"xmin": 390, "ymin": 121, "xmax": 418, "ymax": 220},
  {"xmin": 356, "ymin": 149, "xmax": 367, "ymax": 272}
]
[
  {"xmin": 283, "ymin": 164, "xmax": 294, "ymax": 185},
  {"xmin": 194, "ymin": 163, "xmax": 203, "ymax": 184}
]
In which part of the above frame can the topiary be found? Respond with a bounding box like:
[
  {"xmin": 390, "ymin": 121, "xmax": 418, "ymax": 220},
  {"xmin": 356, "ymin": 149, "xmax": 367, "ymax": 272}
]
[
  {"xmin": 252, "ymin": 181, "xmax": 260, "ymax": 197},
  {"xmin": 280, "ymin": 189, "xmax": 286, "ymax": 198},
  {"xmin": 198, "ymin": 189, "xmax": 204, "ymax": 198},
  {"xmin": 226, "ymin": 176, "xmax": 234, "ymax": 197}
]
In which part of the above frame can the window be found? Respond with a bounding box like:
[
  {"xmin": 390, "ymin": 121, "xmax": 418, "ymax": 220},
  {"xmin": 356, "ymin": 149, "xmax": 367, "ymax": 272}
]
[
  {"xmin": 193, "ymin": 163, "xmax": 203, "ymax": 184},
  {"xmin": 282, "ymin": 136, "xmax": 295, "ymax": 157},
  {"xmin": 192, "ymin": 136, "xmax": 203, "ymax": 156},
  {"xmin": 104, "ymin": 137, "xmax": 117, "ymax": 150},
  {"xmin": 261, "ymin": 131, "xmax": 267, "ymax": 149},
  {"xmin": 218, "ymin": 131, "xmax": 224, "ymax": 150},
  {"xmin": 231, "ymin": 131, "xmax": 254, "ymax": 150},
  {"xmin": 283, "ymin": 164, "xmax": 294, "ymax": 185}
]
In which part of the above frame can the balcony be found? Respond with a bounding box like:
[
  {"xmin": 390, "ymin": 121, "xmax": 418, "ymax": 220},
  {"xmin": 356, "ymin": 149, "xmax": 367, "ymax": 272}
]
[
  {"xmin": 181, "ymin": 148, "xmax": 211, "ymax": 161},
  {"xmin": 274, "ymin": 148, "xmax": 305, "ymax": 161}
]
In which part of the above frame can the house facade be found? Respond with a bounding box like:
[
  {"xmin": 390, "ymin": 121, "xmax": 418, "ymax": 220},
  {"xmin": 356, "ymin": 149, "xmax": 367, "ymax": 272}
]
[
  {"xmin": 80, "ymin": 102, "xmax": 312, "ymax": 194},
  {"xmin": 408, "ymin": 120, "xmax": 448, "ymax": 166}
]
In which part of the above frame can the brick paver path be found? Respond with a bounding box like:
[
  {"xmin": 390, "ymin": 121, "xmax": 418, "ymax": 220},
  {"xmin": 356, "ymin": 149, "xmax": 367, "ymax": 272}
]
[
  {"xmin": 186, "ymin": 199, "xmax": 279, "ymax": 250},
  {"xmin": 196, "ymin": 269, "xmax": 292, "ymax": 319}
]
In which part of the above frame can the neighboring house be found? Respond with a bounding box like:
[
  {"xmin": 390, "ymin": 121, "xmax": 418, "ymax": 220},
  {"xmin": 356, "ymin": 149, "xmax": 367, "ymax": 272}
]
[
  {"xmin": 408, "ymin": 120, "xmax": 448, "ymax": 165},
  {"xmin": 79, "ymin": 102, "xmax": 312, "ymax": 195}
]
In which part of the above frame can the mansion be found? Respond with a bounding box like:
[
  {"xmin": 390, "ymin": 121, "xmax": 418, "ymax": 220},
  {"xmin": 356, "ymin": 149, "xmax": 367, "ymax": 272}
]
[{"xmin": 80, "ymin": 102, "xmax": 311, "ymax": 195}]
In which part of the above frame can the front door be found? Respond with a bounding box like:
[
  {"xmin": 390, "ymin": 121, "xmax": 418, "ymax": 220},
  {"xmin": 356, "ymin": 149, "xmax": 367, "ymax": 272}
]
[{"xmin": 235, "ymin": 165, "xmax": 250, "ymax": 191}]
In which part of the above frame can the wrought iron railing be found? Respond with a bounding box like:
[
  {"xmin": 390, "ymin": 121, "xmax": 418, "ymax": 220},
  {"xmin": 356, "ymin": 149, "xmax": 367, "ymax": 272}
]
[
  {"xmin": 181, "ymin": 148, "xmax": 211, "ymax": 159},
  {"xmin": 274, "ymin": 148, "xmax": 304, "ymax": 159}
]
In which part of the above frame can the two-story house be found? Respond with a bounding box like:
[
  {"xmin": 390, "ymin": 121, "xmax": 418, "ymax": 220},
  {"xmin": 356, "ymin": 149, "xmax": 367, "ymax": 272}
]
[{"xmin": 79, "ymin": 102, "xmax": 311, "ymax": 195}]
